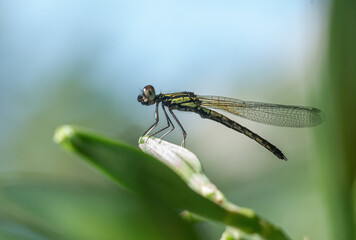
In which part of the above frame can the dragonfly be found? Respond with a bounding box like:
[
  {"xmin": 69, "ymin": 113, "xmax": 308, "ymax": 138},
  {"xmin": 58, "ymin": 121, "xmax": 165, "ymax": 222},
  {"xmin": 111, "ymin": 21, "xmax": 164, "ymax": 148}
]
[{"xmin": 137, "ymin": 85, "xmax": 324, "ymax": 160}]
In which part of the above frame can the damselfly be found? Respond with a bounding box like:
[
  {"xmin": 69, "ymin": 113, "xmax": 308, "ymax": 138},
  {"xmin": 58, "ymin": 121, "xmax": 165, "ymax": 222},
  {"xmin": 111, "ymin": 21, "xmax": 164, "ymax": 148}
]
[{"xmin": 137, "ymin": 85, "xmax": 323, "ymax": 160}]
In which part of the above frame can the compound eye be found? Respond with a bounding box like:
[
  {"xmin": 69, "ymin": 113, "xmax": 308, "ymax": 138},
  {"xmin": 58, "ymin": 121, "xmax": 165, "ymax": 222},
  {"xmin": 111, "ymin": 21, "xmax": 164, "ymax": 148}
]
[{"xmin": 143, "ymin": 85, "xmax": 156, "ymax": 101}]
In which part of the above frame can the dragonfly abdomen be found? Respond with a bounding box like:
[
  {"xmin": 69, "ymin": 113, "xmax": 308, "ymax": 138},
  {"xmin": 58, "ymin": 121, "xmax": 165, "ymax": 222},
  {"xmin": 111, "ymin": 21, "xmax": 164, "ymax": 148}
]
[{"xmin": 196, "ymin": 106, "xmax": 287, "ymax": 160}]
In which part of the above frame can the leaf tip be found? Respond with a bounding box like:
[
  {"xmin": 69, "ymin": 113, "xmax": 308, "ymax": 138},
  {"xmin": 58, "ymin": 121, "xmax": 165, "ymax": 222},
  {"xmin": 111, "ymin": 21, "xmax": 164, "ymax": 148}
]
[{"xmin": 53, "ymin": 125, "xmax": 75, "ymax": 145}]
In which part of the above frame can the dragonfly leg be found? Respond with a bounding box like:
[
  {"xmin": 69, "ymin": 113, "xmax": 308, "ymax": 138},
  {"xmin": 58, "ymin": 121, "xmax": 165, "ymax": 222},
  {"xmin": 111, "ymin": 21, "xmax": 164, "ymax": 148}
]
[
  {"xmin": 169, "ymin": 108, "xmax": 187, "ymax": 147},
  {"xmin": 149, "ymin": 105, "xmax": 174, "ymax": 138},
  {"xmin": 159, "ymin": 105, "xmax": 175, "ymax": 140},
  {"xmin": 143, "ymin": 102, "xmax": 159, "ymax": 137}
]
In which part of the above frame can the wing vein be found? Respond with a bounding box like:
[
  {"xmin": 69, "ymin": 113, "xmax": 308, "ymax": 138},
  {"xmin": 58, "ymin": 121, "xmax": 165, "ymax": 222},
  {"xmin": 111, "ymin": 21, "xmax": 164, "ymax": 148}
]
[{"xmin": 197, "ymin": 95, "xmax": 324, "ymax": 128}]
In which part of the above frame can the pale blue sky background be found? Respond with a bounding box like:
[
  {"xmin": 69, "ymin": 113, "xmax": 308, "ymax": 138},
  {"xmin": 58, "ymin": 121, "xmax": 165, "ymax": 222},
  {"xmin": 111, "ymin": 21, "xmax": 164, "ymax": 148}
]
[{"xmin": 0, "ymin": 0, "xmax": 327, "ymax": 143}]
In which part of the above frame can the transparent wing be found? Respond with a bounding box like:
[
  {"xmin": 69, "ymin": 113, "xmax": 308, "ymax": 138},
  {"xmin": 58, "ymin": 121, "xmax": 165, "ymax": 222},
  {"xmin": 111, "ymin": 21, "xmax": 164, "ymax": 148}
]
[{"xmin": 197, "ymin": 95, "xmax": 324, "ymax": 128}]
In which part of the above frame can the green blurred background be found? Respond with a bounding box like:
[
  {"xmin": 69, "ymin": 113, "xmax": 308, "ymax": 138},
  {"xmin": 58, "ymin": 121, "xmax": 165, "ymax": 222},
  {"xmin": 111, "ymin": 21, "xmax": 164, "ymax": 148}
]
[{"xmin": 1, "ymin": 1, "xmax": 355, "ymax": 239}]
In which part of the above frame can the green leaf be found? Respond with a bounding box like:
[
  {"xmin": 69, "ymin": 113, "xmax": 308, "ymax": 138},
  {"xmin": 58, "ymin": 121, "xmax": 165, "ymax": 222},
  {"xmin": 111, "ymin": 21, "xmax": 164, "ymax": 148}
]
[{"xmin": 54, "ymin": 125, "xmax": 290, "ymax": 240}]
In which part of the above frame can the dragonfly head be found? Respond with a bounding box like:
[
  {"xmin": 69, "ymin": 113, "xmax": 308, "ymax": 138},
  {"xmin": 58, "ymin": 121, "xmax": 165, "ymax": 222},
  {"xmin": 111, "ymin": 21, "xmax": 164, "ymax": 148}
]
[{"xmin": 137, "ymin": 85, "xmax": 156, "ymax": 105}]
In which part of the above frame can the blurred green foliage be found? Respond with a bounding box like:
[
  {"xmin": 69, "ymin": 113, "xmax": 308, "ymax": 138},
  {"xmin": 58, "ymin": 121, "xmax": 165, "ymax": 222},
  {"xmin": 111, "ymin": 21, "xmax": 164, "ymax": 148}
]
[
  {"xmin": 1, "ymin": 126, "xmax": 290, "ymax": 240},
  {"xmin": 315, "ymin": 0, "xmax": 356, "ymax": 239},
  {"xmin": 1, "ymin": 178, "xmax": 196, "ymax": 240}
]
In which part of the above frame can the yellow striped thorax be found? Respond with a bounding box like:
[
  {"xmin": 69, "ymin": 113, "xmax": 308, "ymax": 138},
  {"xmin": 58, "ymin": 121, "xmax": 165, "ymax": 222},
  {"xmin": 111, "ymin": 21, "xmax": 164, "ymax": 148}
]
[{"xmin": 160, "ymin": 92, "xmax": 201, "ymax": 108}]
